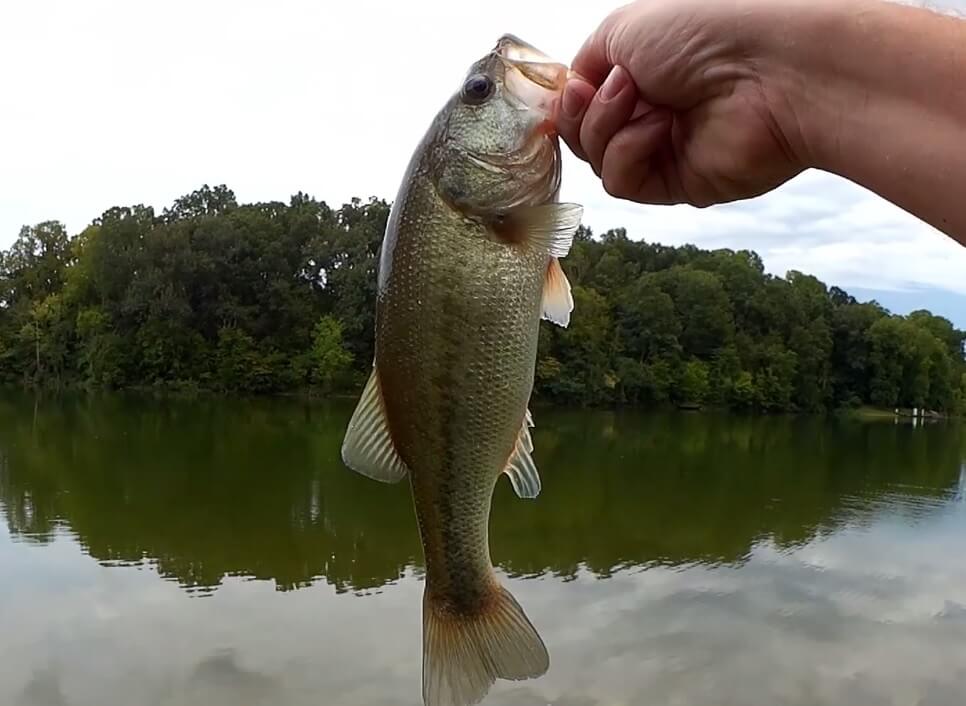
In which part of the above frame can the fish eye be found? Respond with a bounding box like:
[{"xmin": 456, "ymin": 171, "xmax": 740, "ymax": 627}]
[{"xmin": 461, "ymin": 74, "xmax": 494, "ymax": 105}]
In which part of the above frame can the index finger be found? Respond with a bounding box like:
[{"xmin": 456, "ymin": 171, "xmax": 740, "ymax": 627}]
[{"xmin": 570, "ymin": 6, "xmax": 628, "ymax": 86}]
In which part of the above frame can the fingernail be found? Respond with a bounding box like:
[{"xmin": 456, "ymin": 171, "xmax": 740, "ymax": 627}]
[
  {"xmin": 599, "ymin": 66, "xmax": 629, "ymax": 102},
  {"xmin": 561, "ymin": 81, "xmax": 588, "ymax": 119}
]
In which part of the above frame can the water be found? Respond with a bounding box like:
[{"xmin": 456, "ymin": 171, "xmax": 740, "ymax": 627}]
[{"xmin": 1, "ymin": 392, "xmax": 964, "ymax": 706}]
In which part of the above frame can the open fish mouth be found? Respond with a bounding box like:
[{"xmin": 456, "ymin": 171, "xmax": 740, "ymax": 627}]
[
  {"xmin": 495, "ymin": 34, "xmax": 568, "ymax": 90},
  {"xmin": 493, "ymin": 34, "xmax": 568, "ymax": 117}
]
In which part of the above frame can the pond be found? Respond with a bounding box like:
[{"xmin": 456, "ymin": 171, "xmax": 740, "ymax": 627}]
[{"xmin": 1, "ymin": 393, "xmax": 964, "ymax": 705}]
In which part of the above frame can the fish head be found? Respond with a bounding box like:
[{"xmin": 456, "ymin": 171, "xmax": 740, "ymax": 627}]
[{"xmin": 430, "ymin": 34, "xmax": 569, "ymax": 217}]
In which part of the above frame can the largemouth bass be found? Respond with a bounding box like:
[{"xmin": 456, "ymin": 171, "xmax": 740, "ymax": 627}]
[{"xmin": 341, "ymin": 34, "xmax": 582, "ymax": 706}]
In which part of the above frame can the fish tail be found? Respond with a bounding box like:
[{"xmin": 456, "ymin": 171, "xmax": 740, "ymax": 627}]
[{"xmin": 421, "ymin": 582, "xmax": 549, "ymax": 706}]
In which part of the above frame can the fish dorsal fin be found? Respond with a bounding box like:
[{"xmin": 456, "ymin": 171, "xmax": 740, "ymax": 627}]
[
  {"xmin": 541, "ymin": 257, "xmax": 573, "ymax": 327},
  {"xmin": 492, "ymin": 203, "xmax": 583, "ymax": 257},
  {"xmin": 341, "ymin": 365, "xmax": 409, "ymax": 483},
  {"xmin": 503, "ymin": 409, "xmax": 541, "ymax": 498}
]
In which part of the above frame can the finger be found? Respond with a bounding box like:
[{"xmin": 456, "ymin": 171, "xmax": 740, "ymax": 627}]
[
  {"xmin": 579, "ymin": 65, "xmax": 639, "ymax": 175},
  {"xmin": 600, "ymin": 109, "xmax": 675, "ymax": 204},
  {"xmin": 556, "ymin": 77, "xmax": 597, "ymax": 162},
  {"xmin": 570, "ymin": 6, "xmax": 628, "ymax": 86}
]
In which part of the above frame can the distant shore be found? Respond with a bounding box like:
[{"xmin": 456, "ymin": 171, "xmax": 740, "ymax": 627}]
[
  {"xmin": 2, "ymin": 385, "xmax": 961, "ymax": 423},
  {"xmin": 842, "ymin": 405, "xmax": 958, "ymax": 422}
]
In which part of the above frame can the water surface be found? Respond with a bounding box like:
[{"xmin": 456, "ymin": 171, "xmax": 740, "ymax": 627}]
[{"xmin": 1, "ymin": 393, "xmax": 964, "ymax": 705}]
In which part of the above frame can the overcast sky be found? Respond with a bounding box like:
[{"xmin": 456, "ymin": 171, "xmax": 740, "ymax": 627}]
[{"xmin": 2, "ymin": 0, "xmax": 964, "ymax": 326}]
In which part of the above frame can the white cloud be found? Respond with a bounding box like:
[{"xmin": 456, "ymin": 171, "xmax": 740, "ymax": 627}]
[
  {"xmin": 571, "ymin": 168, "xmax": 966, "ymax": 297},
  {"xmin": 1, "ymin": 0, "xmax": 965, "ymax": 310}
]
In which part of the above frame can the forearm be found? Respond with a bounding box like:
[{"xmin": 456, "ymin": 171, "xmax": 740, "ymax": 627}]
[{"xmin": 762, "ymin": 0, "xmax": 966, "ymax": 245}]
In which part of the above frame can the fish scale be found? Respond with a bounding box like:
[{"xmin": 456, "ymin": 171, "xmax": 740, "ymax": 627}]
[
  {"xmin": 381, "ymin": 203, "xmax": 546, "ymax": 602},
  {"xmin": 340, "ymin": 33, "xmax": 583, "ymax": 706}
]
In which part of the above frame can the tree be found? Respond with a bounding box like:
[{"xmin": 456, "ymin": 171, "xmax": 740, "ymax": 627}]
[
  {"xmin": 652, "ymin": 267, "xmax": 735, "ymax": 359},
  {"xmin": 162, "ymin": 184, "xmax": 237, "ymax": 222},
  {"xmin": 829, "ymin": 302, "xmax": 886, "ymax": 406},
  {"xmin": 755, "ymin": 343, "xmax": 798, "ymax": 411},
  {"xmin": 310, "ymin": 316, "xmax": 353, "ymax": 392},
  {"xmin": 616, "ymin": 274, "xmax": 681, "ymax": 363},
  {"xmin": 306, "ymin": 197, "xmax": 388, "ymax": 369},
  {"xmin": 542, "ymin": 286, "xmax": 616, "ymax": 405},
  {"xmin": 680, "ymin": 360, "xmax": 711, "ymax": 404},
  {"xmin": 1, "ymin": 221, "xmax": 73, "ymax": 304}
]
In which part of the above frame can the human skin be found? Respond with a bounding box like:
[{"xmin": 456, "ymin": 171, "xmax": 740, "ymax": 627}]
[{"xmin": 556, "ymin": 0, "xmax": 966, "ymax": 247}]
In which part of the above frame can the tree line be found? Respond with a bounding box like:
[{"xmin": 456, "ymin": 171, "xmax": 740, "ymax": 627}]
[{"xmin": 1, "ymin": 185, "xmax": 964, "ymax": 414}]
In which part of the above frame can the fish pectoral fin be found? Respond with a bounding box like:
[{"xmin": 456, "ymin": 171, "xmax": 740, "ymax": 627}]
[
  {"xmin": 541, "ymin": 257, "xmax": 573, "ymax": 327},
  {"xmin": 340, "ymin": 365, "xmax": 409, "ymax": 484},
  {"xmin": 503, "ymin": 409, "xmax": 541, "ymax": 498},
  {"xmin": 499, "ymin": 202, "xmax": 583, "ymax": 257}
]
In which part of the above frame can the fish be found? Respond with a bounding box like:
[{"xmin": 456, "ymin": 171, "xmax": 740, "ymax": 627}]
[{"xmin": 340, "ymin": 33, "xmax": 582, "ymax": 706}]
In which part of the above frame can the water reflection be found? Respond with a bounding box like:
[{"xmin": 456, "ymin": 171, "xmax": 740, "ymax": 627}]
[
  {"xmin": 0, "ymin": 393, "xmax": 964, "ymax": 706},
  {"xmin": 0, "ymin": 394, "xmax": 962, "ymax": 594}
]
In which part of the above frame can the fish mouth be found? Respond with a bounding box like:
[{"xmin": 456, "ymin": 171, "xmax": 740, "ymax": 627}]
[{"xmin": 493, "ymin": 34, "xmax": 568, "ymax": 123}]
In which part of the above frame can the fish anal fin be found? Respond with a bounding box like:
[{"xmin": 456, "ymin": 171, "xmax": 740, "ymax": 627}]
[
  {"xmin": 340, "ymin": 366, "xmax": 409, "ymax": 483},
  {"xmin": 503, "ymin": 409, "xmax": 541, "ymax": 498},
  {"xmin": 422, "ymin": 585, "xmax": 549, "ymax": 706},
  {"xmin": 541, "ymin": 257, "xmax": 573, "ymax": 328}
]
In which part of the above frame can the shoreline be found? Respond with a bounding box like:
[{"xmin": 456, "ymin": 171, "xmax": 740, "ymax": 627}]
[{"xmin": 1, "ymin": 384, "xmax": 960, "ymax": 422}]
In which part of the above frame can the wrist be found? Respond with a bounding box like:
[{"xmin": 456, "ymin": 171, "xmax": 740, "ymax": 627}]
[
  {"xmin": 751, "ymin": 0, "xmax": 966, "ymax": 176},
  {"xmin": 744, "ymin": 0, "xmax": 966, "ymax": 241},
  {"xmin": 741, "ymin": 0, "xmax": 870, "ymax": 173}
]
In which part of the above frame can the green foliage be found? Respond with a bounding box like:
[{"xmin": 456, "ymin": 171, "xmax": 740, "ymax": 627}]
[
  {"xmin": 955, "ymin": 373, "xmax": 966, "ymax": 416},
  {"xmin": 215, "ymin": 326, "xmax": 260, "ymax": 392},
  {"xmin": 541, "ymin": 286, "xmax": 616, "ymax": 405},
  {"xmin": 75, "ymin": 307, "xmax": 124, "ymax": 387},
  {"xmin": 310, "ymin": 316, "xmax": 353, "ymax": 391},
  {"xmin": 1, "ymin": 186, "xmax": 963, "ymax": 415},
  {"xmin": 731, "ymin": 371, "xmax": 757, "ymax": 408},
  {"xmin": 679, "ymin": 360, "xmax": 711, "ymax": 404},
  {"xmin": 653, "ymin": 267, "xmax": 735, "ymax": 358},
  {"xmin": 754, "ymin": 343, "xmax": 798, "ymax": 411}
]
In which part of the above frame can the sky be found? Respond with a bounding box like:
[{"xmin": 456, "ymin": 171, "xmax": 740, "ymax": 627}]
[{"xmin": 1, "ymin": 0, "xmax": 964, "ymax": 327}]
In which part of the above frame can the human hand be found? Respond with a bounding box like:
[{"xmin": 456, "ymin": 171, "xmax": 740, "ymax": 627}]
[{"xmin": 556, "ymin": 0, "xmax": 811, "ymax": 207}]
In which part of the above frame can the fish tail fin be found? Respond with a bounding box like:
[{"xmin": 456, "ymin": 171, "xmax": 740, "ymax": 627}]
[{"xmin": 422, "ymin": 583, "xmax": 549, "ymax": 706}]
